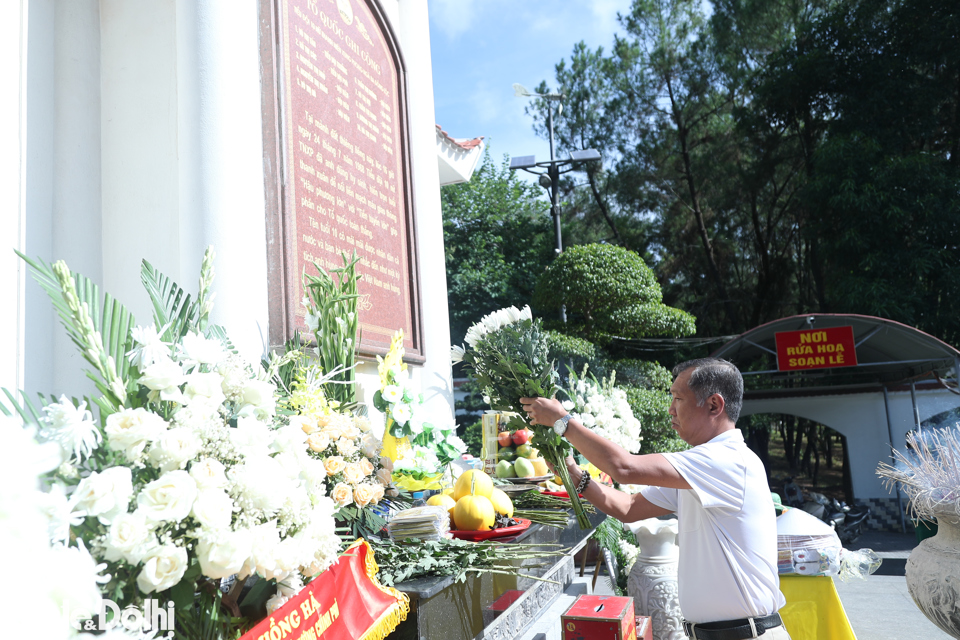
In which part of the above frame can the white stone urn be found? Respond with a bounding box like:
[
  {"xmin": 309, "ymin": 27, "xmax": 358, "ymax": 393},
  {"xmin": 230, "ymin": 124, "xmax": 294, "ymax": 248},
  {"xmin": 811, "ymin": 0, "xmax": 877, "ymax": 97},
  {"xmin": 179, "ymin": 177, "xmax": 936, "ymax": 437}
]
[
  {"xmin": 624, "ymin": 517, "xmax": 684, "ymax": 640},
  {"xmin": 906, "ymin": 506, "xmax": 960, "ymax": 637}
]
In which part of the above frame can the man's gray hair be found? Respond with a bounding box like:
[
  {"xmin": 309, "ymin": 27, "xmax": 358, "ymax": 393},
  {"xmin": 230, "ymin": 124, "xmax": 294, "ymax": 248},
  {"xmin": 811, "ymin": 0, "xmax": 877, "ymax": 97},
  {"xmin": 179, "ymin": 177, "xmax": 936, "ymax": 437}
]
[{"xmin": 672, "ymin": 358, "xmax": 743, "ymax": 423}]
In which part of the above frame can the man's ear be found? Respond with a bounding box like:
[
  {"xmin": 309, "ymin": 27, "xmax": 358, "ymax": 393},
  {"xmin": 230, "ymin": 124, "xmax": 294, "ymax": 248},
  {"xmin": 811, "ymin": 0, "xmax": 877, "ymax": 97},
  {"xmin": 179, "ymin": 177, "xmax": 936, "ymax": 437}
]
[{"xmin": 707, "ymin": 393, "xmax": 726, "ymax": 417}]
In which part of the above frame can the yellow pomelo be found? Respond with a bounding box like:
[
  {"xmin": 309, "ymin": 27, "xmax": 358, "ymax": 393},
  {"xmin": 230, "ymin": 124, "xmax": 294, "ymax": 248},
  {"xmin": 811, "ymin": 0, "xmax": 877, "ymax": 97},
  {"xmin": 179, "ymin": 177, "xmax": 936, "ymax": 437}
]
[
  {"xmin": 454, "ymin": 494, "xmax": 496, "ymax": 531},
  {"xmin": 531, "ymin": 458, "xmax": 549, "ymax": 477},
  {"xmin": 489, "ymin": 487, "xmax": 514, "ymax": 518},
  {"xmin": 453, "ymin": 469, "xmax": 493, "ymax": 500},
  {"xmin": 426, "ymin": 493, "xmax": 457, "ymax": 525}
]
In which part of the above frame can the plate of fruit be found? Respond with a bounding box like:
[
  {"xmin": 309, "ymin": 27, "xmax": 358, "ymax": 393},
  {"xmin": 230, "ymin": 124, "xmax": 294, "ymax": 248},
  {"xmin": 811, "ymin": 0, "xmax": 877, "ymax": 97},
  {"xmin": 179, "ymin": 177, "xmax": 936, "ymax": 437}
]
[
  {"xmin": 494, "ymin": 427, "xmax": 553, "ymax": 482},
  {"xmin": 430, "ymin": 469, "xmax": 531, "ymax": 541}
]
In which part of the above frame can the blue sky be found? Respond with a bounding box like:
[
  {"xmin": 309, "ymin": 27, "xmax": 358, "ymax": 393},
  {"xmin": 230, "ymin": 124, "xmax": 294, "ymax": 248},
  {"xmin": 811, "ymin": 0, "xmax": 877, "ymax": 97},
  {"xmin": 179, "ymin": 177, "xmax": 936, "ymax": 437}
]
[{"xmin": 428, "ymin": 0, "xmax": 632, "ymax": 172}]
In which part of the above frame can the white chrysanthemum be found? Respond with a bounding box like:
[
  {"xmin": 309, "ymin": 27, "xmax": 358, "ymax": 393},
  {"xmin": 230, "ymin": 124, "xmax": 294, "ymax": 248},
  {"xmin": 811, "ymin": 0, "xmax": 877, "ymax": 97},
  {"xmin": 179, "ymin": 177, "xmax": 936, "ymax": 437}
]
[
  {"xmin": 128, "ymin": 324, "xmax": 172, "ymax": 370},
  {"xmin": 38, "ymin": 483, "xmax": 84, "ymax": 544},
  {"xmin": 47, "ymin": 540, "xmax": 110, "ymax": 620},
  {"xmin": 231, "ymin": 456, "xmax": 297, "ymax": 517},
  {"xmin": 450, "ymin": 344, "xmax": 465, "ymax": 364},
  {"xmin": 40, "ymin": 395, "xmax": 101, "ymax": 463},
  {"xmin": 179, "ymin": 331, "xmax": 227, "ymax": 367},
  {"xmin": 271, "ymin": 423, "xmax": 309, "ymax": 455},
  {"xmin": 447, "ymin": 435, "xmax": 467, "ymax": 455}
]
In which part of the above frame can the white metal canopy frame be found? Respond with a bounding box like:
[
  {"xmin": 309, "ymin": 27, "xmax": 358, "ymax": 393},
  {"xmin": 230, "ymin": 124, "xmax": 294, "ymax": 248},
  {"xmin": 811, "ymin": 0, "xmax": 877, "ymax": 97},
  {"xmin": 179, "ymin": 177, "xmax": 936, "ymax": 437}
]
[
  {"xmin": 711, "ymin": 313, "xmax": 960, "ymax": 532},
  {"xmin": 712, "ymin": 313, "xmax": 960, "ymax": 388}
]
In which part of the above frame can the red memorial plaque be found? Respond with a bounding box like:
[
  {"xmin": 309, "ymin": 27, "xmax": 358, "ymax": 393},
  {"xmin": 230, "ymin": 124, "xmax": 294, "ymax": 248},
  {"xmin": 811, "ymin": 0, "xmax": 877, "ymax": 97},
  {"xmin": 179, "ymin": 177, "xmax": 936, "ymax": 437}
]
[
  {"xmin": 775, "ymin": 326, "xmax": 858, "ymax": 372},
  {"xmin": 262, "ymin": 0, "xmax": 423, "ymax": 360}
]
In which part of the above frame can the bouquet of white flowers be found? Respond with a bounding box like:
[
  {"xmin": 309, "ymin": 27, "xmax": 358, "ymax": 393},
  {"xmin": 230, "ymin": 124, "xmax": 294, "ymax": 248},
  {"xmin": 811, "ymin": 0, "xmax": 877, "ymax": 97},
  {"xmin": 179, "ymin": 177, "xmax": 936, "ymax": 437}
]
[
  {"xmin": 2, "ymin": 248, "xmax": 341, "ymax": 637},
  {"xmin": 375, "ymin": 332, "xmax": 466, "ymax": 489},
  {"xmin": 454, "ymin": 305, "xmax": 590, "ymax": 528},
  {"xmin": 564, "ymin": 365, "xmax": 643, "ymax": 453}
]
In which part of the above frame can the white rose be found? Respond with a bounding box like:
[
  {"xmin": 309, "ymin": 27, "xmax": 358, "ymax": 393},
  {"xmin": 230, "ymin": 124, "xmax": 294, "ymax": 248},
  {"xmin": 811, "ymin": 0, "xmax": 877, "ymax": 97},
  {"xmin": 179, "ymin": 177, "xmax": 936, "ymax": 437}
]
[
  {"xmin": 137, "ymin": 544, "xmax": 188, "ymax": 593},
  {"xmin": 272, "ymin": 423, "xmax": 308, "ymax": 454},
  {"xmin": 197, "ymin": 529, "xmax": 253, "ymax": 579},
  {"xmin": 239, "ymin": 379, "xmax": 276, "ymax": 417},
  {"xmin": 360, "ymin": 433, "xmax": 381, "ymax": 459},
  {"xmin": 375, "ymin": 467, "xmax": 393, "ymax": 486},
  {"xmin": 148, "ymin": 427, "xmax": 203, "ymax": 473},
  {"xmin": 103, "ymin": 511, "xmax": 154, "ymax": 564},
  {"xmin": 191, "ymin": 489, "xmax": 235, "ymax": 530},
  {"xmin": 182, "ymin": 372, "xmax": 226, "ymax": 407},
  {"xmin": 231, "ymin": 416, "xmax": 273, "ymax": 456},
  {"xmin": 137, "ymin": 470, "xmax": 198, "ymax": 524},
  {"xmin": 138, "ymin": 358, "xmax": 185, "ymax": 394},
  {"xmin": 335, "ymin": 437, "xmax": 357, "ymax": 457},
  {"xmin": 105, "ymin": 407, "xmax": 168, "ymax": 462},
  {"xmin": 71, "ymin": 467, "xmax": 133, "ymax": 524},
  {"xmin": 190, "ymin": 458, "xmax": 229, "ymax": 489}
]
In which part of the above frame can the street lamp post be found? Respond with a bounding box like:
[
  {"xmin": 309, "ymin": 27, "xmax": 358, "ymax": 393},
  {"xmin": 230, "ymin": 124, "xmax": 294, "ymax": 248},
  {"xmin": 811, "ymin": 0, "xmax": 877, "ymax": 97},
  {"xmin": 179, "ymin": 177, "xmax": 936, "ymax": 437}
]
[{"xmin": 510, "ymin": 83, "xmax": 601, "ymax": 323}]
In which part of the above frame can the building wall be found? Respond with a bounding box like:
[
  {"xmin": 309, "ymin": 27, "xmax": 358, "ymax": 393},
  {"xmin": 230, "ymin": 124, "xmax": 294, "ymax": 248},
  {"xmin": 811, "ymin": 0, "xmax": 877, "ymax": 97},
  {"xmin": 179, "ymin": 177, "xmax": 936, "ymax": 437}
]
[
  {"xmin": 742, "ymin": 387, "xmax": 960, "ymax": 529},
  {"xmin": 6, "ymin": 0, "xmax": 453, "ymax": 432}
]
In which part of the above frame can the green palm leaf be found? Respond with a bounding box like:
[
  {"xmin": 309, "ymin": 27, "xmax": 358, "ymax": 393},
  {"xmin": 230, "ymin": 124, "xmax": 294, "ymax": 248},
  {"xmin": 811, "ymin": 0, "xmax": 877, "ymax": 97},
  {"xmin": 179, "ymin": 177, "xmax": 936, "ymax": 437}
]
[
  {"xmin": 140, "ymin": 259, "xmax": 198, "ymax": 343},
  {"xmin": 16, "ymin": 251, "xmax": 135, "ymax": 413}
]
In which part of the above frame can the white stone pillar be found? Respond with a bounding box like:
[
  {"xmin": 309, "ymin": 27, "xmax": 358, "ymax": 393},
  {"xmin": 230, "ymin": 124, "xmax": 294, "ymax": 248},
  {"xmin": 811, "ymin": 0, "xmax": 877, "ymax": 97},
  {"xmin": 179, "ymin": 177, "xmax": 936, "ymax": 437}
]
[
  {"xmin": 398, "ymin": 0, "xmax": 454, "ymax": 422},
  {"xmin": 0, "ymin": 0, "xmax": 28, "ymax": 398}
]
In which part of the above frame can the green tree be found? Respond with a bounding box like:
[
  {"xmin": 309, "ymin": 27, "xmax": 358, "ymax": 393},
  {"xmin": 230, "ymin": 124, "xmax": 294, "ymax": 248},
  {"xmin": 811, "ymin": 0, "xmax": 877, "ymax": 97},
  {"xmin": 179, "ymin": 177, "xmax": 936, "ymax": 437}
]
[
  {"xmin": 534, "ymin": 244, "xmax": 696, "ymax": 343},
  {"xmin": 441, "ymin": 152, "xmax": 554, "ymax": 343}
]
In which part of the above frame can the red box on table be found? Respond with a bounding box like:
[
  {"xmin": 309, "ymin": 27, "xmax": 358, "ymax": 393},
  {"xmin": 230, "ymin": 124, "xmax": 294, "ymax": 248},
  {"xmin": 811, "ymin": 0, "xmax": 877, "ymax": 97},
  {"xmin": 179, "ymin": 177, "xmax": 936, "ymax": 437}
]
[{"xmin": 561, "ymin": 595, "xmax": 637, "ymax": 640}]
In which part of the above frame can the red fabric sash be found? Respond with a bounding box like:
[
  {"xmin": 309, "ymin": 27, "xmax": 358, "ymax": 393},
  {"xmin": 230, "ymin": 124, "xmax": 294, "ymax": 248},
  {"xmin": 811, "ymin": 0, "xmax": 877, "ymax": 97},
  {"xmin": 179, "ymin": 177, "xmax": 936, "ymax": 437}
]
[{"xmin": 241, "ymin": 539, "xmax": 409, "ymax": 640}]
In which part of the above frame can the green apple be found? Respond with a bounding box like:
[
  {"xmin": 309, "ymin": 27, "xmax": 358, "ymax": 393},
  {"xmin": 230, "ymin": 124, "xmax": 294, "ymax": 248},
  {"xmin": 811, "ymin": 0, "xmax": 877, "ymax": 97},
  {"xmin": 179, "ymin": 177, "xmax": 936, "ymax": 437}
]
[
  {"xmin": 498, "ymin": 445, "xmax": 517, "ymax": 462},
  {"xmin": 495, "ymin": 460, "xmax": 517, "ymax": 478},
  {"xmin": 513, "ymin": 457, "xmax": 536, "ymax": 478},
  {"xmin": 515, "ymin": 444, "xmax": 540, "ymax": 459}
]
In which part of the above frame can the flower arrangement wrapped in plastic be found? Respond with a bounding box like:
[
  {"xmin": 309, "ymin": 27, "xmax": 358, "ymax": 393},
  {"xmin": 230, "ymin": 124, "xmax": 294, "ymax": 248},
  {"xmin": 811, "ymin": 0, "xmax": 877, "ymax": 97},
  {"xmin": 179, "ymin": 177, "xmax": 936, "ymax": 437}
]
[
  {"xmin": 374, "ymin": 331, "xmax": 466, "ymax": 491},
  {"xmin": 2, "ymin": 248, "xmax": 342, "ymax": 636},
  {"xmin": 564, "ymin": 365, "xmax": 643, "ymax": 454},
  {"xmin": 453, "ymin": 305, "xmax": 591, "ymax": 528}
]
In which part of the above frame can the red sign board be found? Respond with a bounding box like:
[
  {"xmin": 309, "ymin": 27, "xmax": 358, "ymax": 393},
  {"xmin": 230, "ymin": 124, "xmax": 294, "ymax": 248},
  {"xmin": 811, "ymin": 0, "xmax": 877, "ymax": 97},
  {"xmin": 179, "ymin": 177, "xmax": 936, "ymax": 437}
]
[
  {"xmin": 270, "ymin": 0, "xmax": 423, "ymax": 358},
  {"xmin": 775, "ymin": 326, "xmax": 858, "ymax": 371}
]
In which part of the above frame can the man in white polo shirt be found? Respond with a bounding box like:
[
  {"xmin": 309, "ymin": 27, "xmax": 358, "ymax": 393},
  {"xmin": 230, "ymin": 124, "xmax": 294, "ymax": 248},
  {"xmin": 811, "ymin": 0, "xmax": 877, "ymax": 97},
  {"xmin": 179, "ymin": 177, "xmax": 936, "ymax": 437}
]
[{"xmin": 521, "ymin": 358, "xmax": 790, "ymax": 640}]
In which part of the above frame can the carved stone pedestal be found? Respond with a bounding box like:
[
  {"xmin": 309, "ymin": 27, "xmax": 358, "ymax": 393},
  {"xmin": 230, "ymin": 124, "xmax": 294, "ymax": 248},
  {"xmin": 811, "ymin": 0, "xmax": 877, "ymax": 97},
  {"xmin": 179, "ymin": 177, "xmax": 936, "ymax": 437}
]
[{"xmin": 625, "ymin": 518, "xmax": 684, "ymax": 640}]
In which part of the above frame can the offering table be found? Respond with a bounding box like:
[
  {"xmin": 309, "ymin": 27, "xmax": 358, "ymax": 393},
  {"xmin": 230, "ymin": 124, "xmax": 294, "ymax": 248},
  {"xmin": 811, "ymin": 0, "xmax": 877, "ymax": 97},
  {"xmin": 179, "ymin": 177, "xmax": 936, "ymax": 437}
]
[{"xmin": 387, "ymin": 509, "xmax": 607, "ymax": 640}]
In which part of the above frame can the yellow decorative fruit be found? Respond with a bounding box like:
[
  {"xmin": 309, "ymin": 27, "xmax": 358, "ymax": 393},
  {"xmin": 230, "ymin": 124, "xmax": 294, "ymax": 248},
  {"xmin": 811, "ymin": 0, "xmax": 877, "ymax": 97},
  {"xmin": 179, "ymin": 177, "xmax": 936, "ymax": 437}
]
[
  {"xmin": 454, "ymin": 494, "xmax": 496, "ymax": 531},
  {"xmin": 442, "ymin": 486, "xmax": 455, "ymax": 497},
  {"xmin": 489, "ymin": 487, "xmax": 514, "ymax": 518},
  {"xmin": 453, "ymin": 469, "xmax": 493, "ymax": 500},
  {"xmin": 426, "ymin": 493, "xmax": 457, "ymax": 525},
  {"xmin": 531, "ymin": 458, "xmax": 549, "ymax": 477}
]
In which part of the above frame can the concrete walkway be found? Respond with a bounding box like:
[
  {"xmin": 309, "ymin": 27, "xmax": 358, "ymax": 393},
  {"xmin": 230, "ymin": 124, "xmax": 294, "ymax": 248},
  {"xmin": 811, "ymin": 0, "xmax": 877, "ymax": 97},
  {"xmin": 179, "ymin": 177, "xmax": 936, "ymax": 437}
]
[{"xmin": 833, "ymin": 531, "xmax": 952, "ymax": 639}]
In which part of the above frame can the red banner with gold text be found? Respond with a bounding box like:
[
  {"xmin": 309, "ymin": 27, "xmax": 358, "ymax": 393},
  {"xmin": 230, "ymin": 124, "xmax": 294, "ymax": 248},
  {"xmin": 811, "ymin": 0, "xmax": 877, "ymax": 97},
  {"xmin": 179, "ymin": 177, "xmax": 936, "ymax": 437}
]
[{"xmin": 240, "ymin": 539, "xmax": 408, "ymax": 640}]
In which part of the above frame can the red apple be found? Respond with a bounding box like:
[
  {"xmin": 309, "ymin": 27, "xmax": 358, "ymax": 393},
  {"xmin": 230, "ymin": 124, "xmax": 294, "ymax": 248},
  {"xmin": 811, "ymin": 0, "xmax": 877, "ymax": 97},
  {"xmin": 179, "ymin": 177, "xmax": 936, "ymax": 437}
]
[
  {"xmin": 497, "ymin": 431, "xmax": 513, "ymax": 448},
  {"xmin": 512, "ymin": 428, "xmax": 533, "ymax": 446}
]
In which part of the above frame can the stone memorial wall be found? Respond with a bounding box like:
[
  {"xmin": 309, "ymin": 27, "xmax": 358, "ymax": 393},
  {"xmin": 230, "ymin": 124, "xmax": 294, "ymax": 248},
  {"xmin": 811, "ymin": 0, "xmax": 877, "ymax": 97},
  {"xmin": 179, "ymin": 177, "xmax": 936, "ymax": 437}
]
[{"xmin": 265, "ymin": 0, "xmax": 423, "ymax": 359}]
